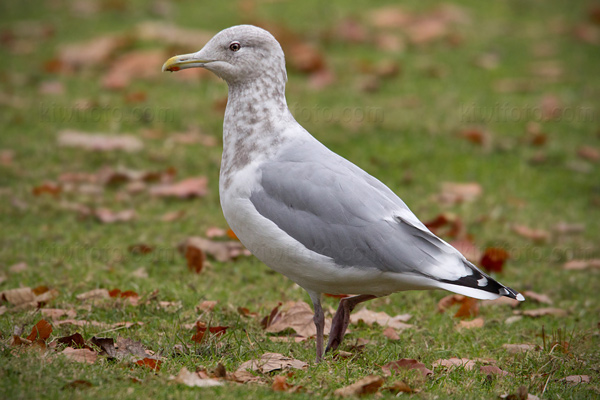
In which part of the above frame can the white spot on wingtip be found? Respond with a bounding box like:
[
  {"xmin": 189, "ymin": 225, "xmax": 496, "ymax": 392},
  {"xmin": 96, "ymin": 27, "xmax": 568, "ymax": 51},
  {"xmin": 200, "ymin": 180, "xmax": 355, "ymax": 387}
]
[
  {"xmin": 516, "ymin": 293, "xmax": 525, "ymax": 301},
  {"xmin": 477, "ymin": 277, "xmax": 488, "ymax": 287}
]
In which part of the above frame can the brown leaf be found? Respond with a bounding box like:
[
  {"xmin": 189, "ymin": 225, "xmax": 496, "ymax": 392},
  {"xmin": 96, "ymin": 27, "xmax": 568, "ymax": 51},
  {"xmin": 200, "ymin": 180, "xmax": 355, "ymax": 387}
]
[
  {"xmin": 57, "ymin": 35, "xmax": 129, "ymax": 71},
  {"xmin": 185, "ymin": 245, "xmax": 205, "ymax": 274},
  {"xmin": 512, "ymin": 225, "xmax": 550, "ymax": 242},
  {"xmin": 128, "ymin": 244, "xmax": 153, "ymax": 255},
  {"xmin": 94, "ymin": 208, "xmax": 136, "ymax": 223},
  {"xmin": 41, "ymin": 308, "xmax": 77, "ymax": 320},
  {"xmin": 458, "ymin": 128, "xmax": 491, "ymax": 147},
  {"xmin": 456, "ymin": 317, "xmax": 484, "ymax": 330},
  {"xmin": 150, "ymin": 177, "xmax": 208, "ymax": 199},
  {"xmin": 238, "ymin": 306, "xmax": 258, "ymax": 318},
  {"xmin": 135, "ymin": 21, "xmax": 214, "ymax": 51},
  {"xmin": 170, "ymin": 367, "xmax": 223, "ymax": 387},
  {"xmin": 334, "ymin": 375, "xmax": 384, "ymax": 397},
  {"xmin": 32, "ymin": 182, "xmax": 61, "ymax": 197},
  {"xmin": 76, "ymin": 288, "xmax": 110, "ymax": 301},
  {"xmin": 90, "ymin": 336, "xmax": 116, "ymax": 358},
  {"xmin": 437, "ymin": 295, "xmax": 479, "ymax": 318},
  {"xmin": 559, "ymin": 375, "xmax": 590, "ymax": 384},
  {"xmin": 62, "ymin": 347, "xmax": 97, "ymax": 364},
  {"xmin": 480, "ymin": 365, "xmax": 510, "ymax": 377},
  {"xmin": 26, "ymin": 319, "xmax": 52, "ymax": 341},
  {"xmin": 350, "ymin": 308, "xmax": 413, "ymax": 330},
  {"xmin": 481, "ymin": 296, "xmax": 520, "ymax": 308},
  {"xmin": 62, "ymin": 380, "xmax": 94, "ymax": 390},
  {"xmin": 135, "ymin": 358, "xmax": 162, "ymax": 371},
  {"xmin": 502, "ymin": 344, "xmax": 538, "ymax": 354},
  {"xmin": 480, "ymin": 247, "xmax": 509, "ymax": 273},
  {"xmin": 382, "ymin": 359, "xmax": 433, "ymax": 378},
  {"xmin": 522, "ymin": 291, "xmax": 552, "ymax": 305},
  {"xmin": 368, "ymin": 6, "xmax": 412, "ymax": 28},
  {"xmin": 539, "ymin": 94, "xmax": 562, "ymax": 120},
  {"xmin": 563, "ymin": 259, "xmax": 600, "ymax": 270},
  {"xmin": 237, "ymin": 352, "xmax": 308, "ymax": 374},
  {"xmin": 116, "ymin": 336, "xmax": 154, "ymax": 360},
  {"xmin": 423, "ymin": 213, "xmax": 465, "ymax": 239},
  {"xmin": 577, "ymin": 146, "xmax": 600, "ymax": 162},
  {"xmin": 191, "ymin": 322, "xmax": 228, "ymax": 344},
  {"xmin": 433, "ymin": 357, "xmax": 477, "ymax": 371},
  {"xmin": 160, "ymin": 210, "xmax": 186, "ymax": 222},
  {"xmin": 436, "ymin": 182, "xmax": 482, "ymax": 205},
  {"xmin": 272, "ymin": 375, "xmax": 292, "ymax": 392},
  {"xmin": 260, "ymin": 302, "xmax": 282, "ymax": 329},
  {"xmin": 521, "ymin": 308, "xmax": 567, "ymax": 318},
  {"xmin": 1, "ymin": 287, "xmax": 36, "ymax": 305},
  {"xmin": 386, "ymin": 381, "xmax": 414, "ymax": 394},
  {"xmin": 265, "ymin": 301, "xmax": 332, "ymax": 338},
  {"xmin": 197, "ymin": 300, "xmax": 218, "ymax": 312},
  {"xmin": 382, "ymin": 326, "xmax": 400, "ymax": 341},
  {"xmin": 57, "ymin": 332, "xmax": 86, "ymax": 348},
  {"xmin": 58, "ymin": 130, "xmax": 143, "ymax": 152},
  {"xmin": 334, "ymin": 18, "xmax": 368, "ymax": 44},
  {"xmin": 102, "ymin": 49, "xmax": 165, "ymax": 89},
  {"xmin": 449, "ymin": 239, "xmax": 482, "ymax": 263},
  {"xmin": 179, "ymin": 236, "xmax": 250, "ymax": 263}
]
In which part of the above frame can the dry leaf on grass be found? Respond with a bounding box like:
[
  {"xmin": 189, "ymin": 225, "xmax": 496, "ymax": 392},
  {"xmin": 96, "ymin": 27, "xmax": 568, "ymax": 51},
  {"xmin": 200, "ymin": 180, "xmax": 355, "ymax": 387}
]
[
  {"xmin": 382, "ymin": 359, "xmax": 433, "ymax": 378},
  {"xmin": 150, "ymin": 177, "xmax": 208, "ymax": 198},
  {"xmin": 94, "ymin": 208, "xmax": 136, "ymax": 223},
  {"xmin": 116, "ymin": 336, "xmax": 156, "ymax": 360},
  {"xmin": 559, "ymin": 375, "xmax": 590, "ymax": 384},
  {"xmin": 135, "ymin": 21, "xmax": 214, "ymax": 51},
  {"xmin": 191, "ymin": 322, "xmax": 228, "ymax": 344},
  {"xmin": 26, "ymin": 319, "xmax": 52, "ymax": 341},
  {"xmin": 179, "ymin": 236, "xmax": 250, "ymax": 263},
  {"xmin": 577, "ymin": 146, "xmax": 600, "ymax": 162},
  {"xmin": 1, "ymin": 287, "xmax": 36, "ymax": 305},
  {"xmin": 57, "ymin": 35, "xmax": 129, "ymax": 70},
  {"xmin": 76, "ymin": 289, "xmax": 110, "ymax": 301},
  {"xmin": 436, "ymin": 182, "xmax": 482, "ymax": 205},
  {"xmin": 197, "ymin": 300, "xmax": 218, "ymax": 312},
  {"xmin": 57, "ymin": 332, "xmax": 86, "ymax": 348},
  {"xmin": 90, "ymin": 336, "xmax": 116, "ymax": 358},
  {"xmin": 521, "ymin": 308, "xmax": 567, "ymax": 318},
  {"xmin": 480, "ymin": 247, "xmax": 510, "ymax": 273},
  {"xmin": 135, "ymin": 358, "xmax": 162, "ymax": 371},
  {"xmin": 563, "ymin": 259, "xmax": 600, "ymax": 270},
  {"xmin": 272, "ymin": 375, "xmax": 302, "ymax": 392},
  {"xmin": 481, "ymin": 296, "xmax": 521, "ymax": 308},
  {"xmin": 160, "ymin": 210, "xmax": 186, "ymax": 222},
  {"xmin": 9, "ymin": 262, "xmax": 28, "ymax": 273},
  {"xmin": 433, "ymin": 357, "xmax": 478, "ymax": 370},
  {"xmin": 456, "ymin": 317, "xmax": 484, "ymax": 330},
  {"xmin": 170, "ymin": 367, "xmax": 223, "ymax": 387},
  {"xmin": 41, "ymin": 308, "xmax": 77, "ymax": 320},
  {"xmin": 265, "ymin": 301, "xmax": 332, "ymax": 338},
  {"xmin": 237, "ymin": 352, "xmax": 307, "ymax": 374},
  {"xmin": 58, "ymin": 130, "xmax": 143, "ymax": 152},
  {"xmin": 512, "ymin": 225, "xmax": 550, "ymax": 242},
  {"xmin": 522, "ymin": 291, "xmax": 552, "ymax": 305},
  {"xmin": 437, "ymin": 294, "xmax": 479, "ymax": 318},
  {"xmin": 102, "ymin": 49, "xmax": 165, "ymax": 89},
  {"xmin": 480, "ymin": 365, "xmax": 511, "ymax": 377},
  {"xmin": 350, "ymin": 308, "xmax": 412, "ymax": 330},
  {"xmin": 62, "ymin": 347, "xmax": 97, "ymax": 364},
  {"xmin": 382, "ymin": 326, "xmax": 400, "ymax": 341},
  {"xmin": 334, "ymin": 375, "xmax": 384, "ymax": 397},
  {"xmin": 502, "ymin": 344, "xmax": 538, "ymax": 354}
]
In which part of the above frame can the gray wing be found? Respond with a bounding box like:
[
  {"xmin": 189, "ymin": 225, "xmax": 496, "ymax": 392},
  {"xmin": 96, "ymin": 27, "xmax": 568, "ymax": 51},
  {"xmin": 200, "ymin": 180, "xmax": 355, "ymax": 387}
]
[{"xmin": 250, "ymin": 140, "xmax": 463, "ymax": 278}]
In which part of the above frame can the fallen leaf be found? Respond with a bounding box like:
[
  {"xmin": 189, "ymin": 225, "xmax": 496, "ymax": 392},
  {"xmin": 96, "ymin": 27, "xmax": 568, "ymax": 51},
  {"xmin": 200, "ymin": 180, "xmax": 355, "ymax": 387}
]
[
  {"xmin": 272, "ymin": 375, "xmax": 292, "ymax": 392},
  {"xmin": 128, "ymin": 244, "xmax": 153, "ymax": 255},
  {"xmin": 150, "ymin": 177, "xmax": 208, "ymax": 198},
  {"xmin": 57, "ymin": 332, "xmax": 86, "ymax": 348},
  {"xmin": 368, "ymin": 6, "xmax": 412, "ymax": 29},
  {"xmin": 135, "ymin": 21, "xmax": 214, "ymax": 51},
  {"xmin": 449, "ymin": 239, "xmax": 481, "ymax": 263},
  {"xmin": 76, "ymin": 289, "xmax": 110, "ymax": 301},
  {"xmin": 350, "ymin": 308, "xmax": 412, "ymax": 330},
  {"xmin": 26, "ymin": 319, "xmax": 52, "ymax": 341},
  {"xmin": 521, "ymin": 308, "xmax": 567, "ymax": 318},
  {"xmin": 456, "ymin": 317, "xmax": 484, "ymax": 330},
  {"xmin": 191, "ymin": 322, "xmax": 228, "ymax": 344},
  {"xmin": 385, "ymin": 381, "xmax": 414, "ymax": 394},
  {"xmin": 522, "ymin": 291, "xmax": 552, "ymax": 305},
  {"xmin": 563, "ymin": 259, "xmax": 600, "ymax": 270},
  {"xmin": 436, "ymin": 182, "xmax": 482, "ymax": 205},
  {"xmin": 160, "ymin": 210, "xmax": 186, "ymax": 222},
  {"xmin": 179, "ymin": 236, "xmax": 250, "ymax": 263},
  {"xmin": 382, "ymin": 326, "xmax": 400, "ymax": 341},
  {"xmin": 502, "ymin": 344, "xmax": 538, "ymax": 354},
  {"xmin": 237, "ymin": 352, "xmax": 307, "ymax": 374},
  {"xmin": 62, "ymin": 380, "xmax": 93, "ymax": 390},
  {"xmin": 197, "ymin": 300, "xmax": 218, "ymax": 311},
  {"xmin": 94, "ymin": 208, "xmax": 136, "ymax": 223},
  {"xmin": 102, "ymin": 49, "xmax": 165, "ymax": 89},
  {"xmin": 261, "ymin": 302, "xmax": 282, "ymax": 329},
  {"xmin": 539, "ymin": 94, "xmax": 562, "ymax": 120},
  {"xmin": 480, "ymin": 247, "xmax": 509, "ymax": 273},
  {"xmin": 382, "ymin": 359, "xmax": 433, "ymax": 378},
  {"xmin": 433, "ymin": 357, "xmax": 477, "ymax": 370},
  {"xmin": 135, "ymin": 358, "xmax": 162, "ymax": 371},
  {"xmin": 40, "ymin": 308, "xmax": 77, "ymax": 320},
  {"xmin": 552, "ymin": 222, "xmax": 584, "ymax": 235},
  {"xmin": 334, "ymin": 375, "xmax": 384, "ymax": 397},
  {"xmin": 1, "ymin": 287, "xmax": 36, "ymax": 305},
  {"xmin": 57, "ymin": 35, "xmax": 129, "ymax": 71},
  {"xmin": 423, "ymin": 213, "xmax": 465, "ymax": 239},
  {"xmin": 170, "ymin": 367, "xmax": 223, "ymax": 387},
  {"xmin": 58, "ymin": 130, "xmax": 143, "ymax": 152},
  {"xmin": 577, "ymin": 146, "xmax": 600, "ymax": 162},
  {"xmin": 62, "ymin": 347, "xmax": 97, "ymax": 364},
  {"xmin": 116, "ymin": 336, "xmax": 154, "ymax": 360},
  {"xmin": 266, "ymin": 301, "xmax": 332, "ymax": 338},
  {"xmin": 334, "ymin": 18, "xmax": 368, "ymax": 44},
  {"xmin": 90, "ymin": 336, "xmax": 116, "ymax": 358},
  {"xmin": 480, "ymin": 365, "xmax": 510, "ymax": 377},
  {"xmin": 185, "ymin": 245, "xmax": 205, "ymax": 274},
  {"xmin": 32, "ymin": 182, "xmax": 61, "ymax": 197},
  {"xmin": 559, "ymin": 375, "xmax": 590, "ymax": 384},
  {"xmin": 481, "ymin": 296, "xmax": 520, "ymax": 308},
  {"xmin": 512, "ymin": 225, "xmax": 550, "ymax": 242},
  {"xmin": 437, "ymin": 295, "xmax": 479, "ymax": 318}
]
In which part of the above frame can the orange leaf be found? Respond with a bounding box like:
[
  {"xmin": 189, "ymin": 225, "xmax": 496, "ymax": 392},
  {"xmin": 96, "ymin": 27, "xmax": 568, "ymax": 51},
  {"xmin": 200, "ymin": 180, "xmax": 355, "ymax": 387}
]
[
  {"xmin": 480, "ymin": 247, "xmax": 509, "ymax": 273},
  {"xmin": 32, "ymin": 182, "xmax": 61, "ymax": 197},
  {"xmin": 26, "ymin": 319, "xmax": 52, "ymax": 341},
  {"xmin": 185, "ymin": 245, "xmax": 205, "ymax": 274},
  {"xmin": 135, "ymin": 358, "xmax": 162, "ymax": 371}
]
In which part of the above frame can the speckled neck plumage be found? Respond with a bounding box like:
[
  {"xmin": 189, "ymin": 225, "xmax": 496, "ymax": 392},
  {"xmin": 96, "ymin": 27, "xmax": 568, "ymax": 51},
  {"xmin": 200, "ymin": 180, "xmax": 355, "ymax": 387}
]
[{"xmin": 220, "ymin": 66, "xmax": 292, "ymax": 190}]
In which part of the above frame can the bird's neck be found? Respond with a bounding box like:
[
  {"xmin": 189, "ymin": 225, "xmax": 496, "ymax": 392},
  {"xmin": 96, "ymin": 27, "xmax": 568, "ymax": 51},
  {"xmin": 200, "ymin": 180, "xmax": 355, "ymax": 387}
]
[{"xmin": 220, "ymin": 78, "xmax": 293, "ymax": 184}]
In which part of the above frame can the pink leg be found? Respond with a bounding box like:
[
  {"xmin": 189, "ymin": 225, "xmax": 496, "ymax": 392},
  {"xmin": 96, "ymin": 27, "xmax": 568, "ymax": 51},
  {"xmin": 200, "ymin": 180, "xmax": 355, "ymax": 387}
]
[{"xmin": 325, "ymin": 294, "xmax": 376, "ymax": 353}]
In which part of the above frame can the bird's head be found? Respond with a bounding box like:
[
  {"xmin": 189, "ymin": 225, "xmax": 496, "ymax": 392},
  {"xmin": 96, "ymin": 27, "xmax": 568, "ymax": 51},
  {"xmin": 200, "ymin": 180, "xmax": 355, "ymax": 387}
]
[{"xmin": 162, "ymin": 25, "xmax": 287, "ymax": 86}]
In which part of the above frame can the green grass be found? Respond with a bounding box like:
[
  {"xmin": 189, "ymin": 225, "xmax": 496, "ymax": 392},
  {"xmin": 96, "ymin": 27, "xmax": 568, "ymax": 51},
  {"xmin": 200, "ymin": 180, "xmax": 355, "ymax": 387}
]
[{"xmin": 1, "ymin": 0, "xmax": 599, "ymax": 398}]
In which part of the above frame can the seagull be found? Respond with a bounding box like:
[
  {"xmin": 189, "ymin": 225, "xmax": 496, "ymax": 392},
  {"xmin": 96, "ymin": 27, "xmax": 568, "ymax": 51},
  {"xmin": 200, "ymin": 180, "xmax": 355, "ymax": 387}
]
[{"xmin": 163, "ymin": 25, "xmax": 525, "ymax": 362}]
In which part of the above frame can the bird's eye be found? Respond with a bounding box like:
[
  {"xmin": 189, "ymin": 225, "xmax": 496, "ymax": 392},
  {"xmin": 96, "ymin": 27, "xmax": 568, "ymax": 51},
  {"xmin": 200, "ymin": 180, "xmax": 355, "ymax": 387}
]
[{"xmin": 229, "ymin": 42, "xmax": 241, "ymax": 52}]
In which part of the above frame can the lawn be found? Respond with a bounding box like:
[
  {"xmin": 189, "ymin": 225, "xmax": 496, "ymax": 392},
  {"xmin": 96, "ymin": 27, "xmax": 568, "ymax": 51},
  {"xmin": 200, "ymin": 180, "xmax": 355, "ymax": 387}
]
[{"xmin": 1, "ymin": 0, "xmax": 599, "ymax": 399}]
